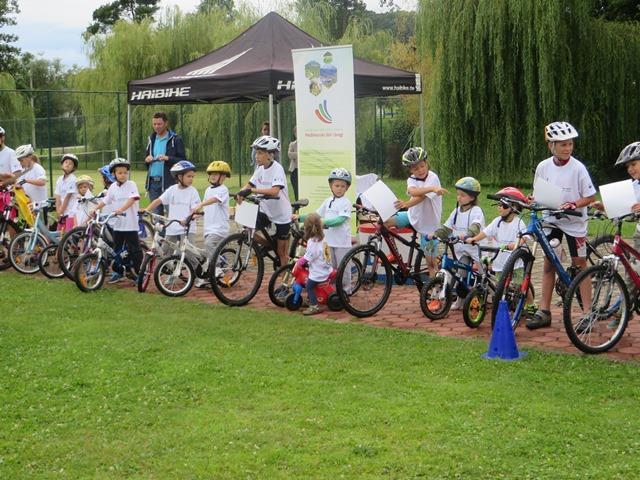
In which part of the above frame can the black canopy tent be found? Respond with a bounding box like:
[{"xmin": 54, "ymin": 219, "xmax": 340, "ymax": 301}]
[{"xmin": 126, "ymin": 12, "xmax": 423, "ymax": 161}]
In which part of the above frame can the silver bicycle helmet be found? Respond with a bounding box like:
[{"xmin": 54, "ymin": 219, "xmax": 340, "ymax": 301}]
[
  {"xmin": 615, "ymin": 141, "xmax": 640, "ymax": 167},
  {"xmin": 544, "ymin": 122, "xmax": 578, "ymax": 142},
  {"xmin": 401, "ymin": 147, "xmax": 427, "ymax": 167},
  {"xmin": 108, "ymin": 157, "xmax": 130, "ymax": 173},
  {"xmin": 251, "ymin": 135, "xmax": 280, "ymax": 152},
  {"xmin": 328, "ymin": 167, "xmax": 352, "ymax": 185},
  {"xmin": 16, "ymin": 144, "xmax": 35, "ymax": 159}
]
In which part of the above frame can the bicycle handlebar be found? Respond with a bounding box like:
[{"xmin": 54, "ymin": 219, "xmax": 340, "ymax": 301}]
[{"xmin": 487, "ymin": 194, "xmax": 583, "ymax": 217}]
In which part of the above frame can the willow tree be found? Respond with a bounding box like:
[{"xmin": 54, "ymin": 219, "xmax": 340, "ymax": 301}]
[{"xmin": 418, "ymin": 0, "xmax": 640, "ymax": 184}]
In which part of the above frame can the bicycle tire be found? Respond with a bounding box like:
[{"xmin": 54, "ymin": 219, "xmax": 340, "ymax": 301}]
[
  {"xmin": 412, "ymin": 248, "xmax": 430, "ymax": 291},
  {"xmin": 563, "ymin": 264, "xmax": 630, "ymax": 354},
  {"xmin": 268, "ymin": 263, "xmax": 295, "ymax": 307},
  {"xmin": 419, "ymin": 275, "xmax": 452, "ymax": 320},
  {"xmin": 58, "ymin": 226, "xmax": 95, "ymax": 279},
  {"xmin": 137, "ymin": 253, "xmax": 156, "ymax": 293},
  {"xmin": 336, "ymin": 245, "xmax": 393, "ymax": 318},
  {"xmin": 39, "ymin": 244, "xmax": 65, "ymax": 279},
  {"xmin": 154, "ymin": 254, "xmax": 195, "ymax": 297},
  {"xmin": 74, "ymin": 252, "xmax": 106, "ymax": 292},
  {"xmin": 587, "ymin": 234, "xmax": 615, "ymax": 265},
  {"xmin": 0, "ymin": 220, "xmax": 21, "ymax": 271},
  {"xmin": 491, "ymin": 248, "xmax": 535, "ymax": 329},
  {"xmin": 9, "ymin": 231, "xmax": 47, "ymax": 274},
  {"xmin": 210, "ymin": 233, "xmax": 264, "ymax": 306},
  {"xmin": 462, "ymin": 286, "xmax": 487, "ymax": 328}
]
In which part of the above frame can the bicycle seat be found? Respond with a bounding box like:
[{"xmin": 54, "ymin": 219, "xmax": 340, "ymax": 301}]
[{"xmin": 291, "ymin": 199, "xmax": 309, "ymax": 210}]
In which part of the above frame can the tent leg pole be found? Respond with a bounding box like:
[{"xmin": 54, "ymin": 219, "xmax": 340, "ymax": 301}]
[
  {"xmin": 127, "ymin": 104, "xmax": 131, "ymax": 164},
  {"xmin": 269, "ymin": 94, "xmax": 274, "ymax": 135},
  {"xmin": 419, "ymin": 93, "xmax": 425, "ymax": 148},
  {"xmin": 276, "ymin": 102, "xmax": 281, "ymax": 141}
]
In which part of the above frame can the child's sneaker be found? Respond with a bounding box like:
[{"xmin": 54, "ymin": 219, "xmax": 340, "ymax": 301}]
[
  {"xmin": 303, "ymin": 304, "xmax": 321, "ymax": 316},
  {"xmin": 108, "ymin": 272, "xmax": 123, "ymax": 284},
  {"xmin": 450, "ymin": 296, "xmax": 464, "ymax": 310},
  {"xmin": 194, "ymin": 278, "xmax": 210, "ymax": 289},
  {"xmin": 526, "ymin": 309, "xmax": 551, "ymax": 330}
]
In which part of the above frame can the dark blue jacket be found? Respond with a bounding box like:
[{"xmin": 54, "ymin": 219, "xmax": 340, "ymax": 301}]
[{"xmin": 144, "ymin": 130, "xmax": 186, "ymax": 190}]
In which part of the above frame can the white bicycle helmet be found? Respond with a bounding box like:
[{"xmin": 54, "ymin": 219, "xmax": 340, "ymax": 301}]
[
  {"xmin": 108, "ymin": 157, "xmax": 130, "ymax": 173},
  {"xmin": 251, "ymin": 135, "xmax": 280, "ymax": 152},
  {"xmin": 0, "ymin": 126, "xmax": 5, "ymax": 135},
  {"xmin": 615, "ymin": 141, "xmax": 640, "ymax": 167},
  {"xmin": 61, "ymin": 153, "xmax": 79, "ymax": 169},
  {"xmin": 544, "ymin": 122, "xmax": 578, "ymax": 142},
  {"xmin": 16, "ymin": 144, "xmax": 35, "ymax": 159},
  {"xmin": 328, "ymin": 167, "xmax": 352, "ymax": 185}
]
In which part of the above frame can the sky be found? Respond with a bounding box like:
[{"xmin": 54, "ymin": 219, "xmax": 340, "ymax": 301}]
[{"xmin": 8, "ymin": 0, "xmax": 417, "ymax": 68}]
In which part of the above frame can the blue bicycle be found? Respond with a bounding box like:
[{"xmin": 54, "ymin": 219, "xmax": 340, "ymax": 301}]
[
  {"xmin": 8, "ymin": 199, "xmax": 60, "ymax": 275},
  {"xmin": 488, "ymin": 194, "xmax": 586, "ymax": 328}
]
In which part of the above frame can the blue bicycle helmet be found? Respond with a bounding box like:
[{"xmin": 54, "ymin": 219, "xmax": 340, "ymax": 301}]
[
  {"xmin": 99, "ymin": 165, "xmax": 115, "ymax": 184},
  {"xmin": 170, "ymin": 160, "xmax": 196, "ymax": 177}
]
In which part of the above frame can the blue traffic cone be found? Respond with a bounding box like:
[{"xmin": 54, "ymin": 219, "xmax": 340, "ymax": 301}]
[{"xmin": 483, "ymin": 300, "xmax": 527, "ymax": 360}]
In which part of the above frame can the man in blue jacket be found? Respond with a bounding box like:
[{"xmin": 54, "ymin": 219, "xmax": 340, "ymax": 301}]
[{"xmin": 144, "ymin": 111, "xmax": 186, "ymax": 215}]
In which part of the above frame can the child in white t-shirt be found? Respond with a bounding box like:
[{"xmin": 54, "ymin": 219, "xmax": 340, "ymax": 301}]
[
  {"xmin": 191, "ymin": 161, "xmax": 231, "ymax": 288},
  {"xmin": 144, "ymin": 161, "xmax": 200, "ymax": 245},
  {"xmin": 15, "ymin": 145, "xmax": 47, "ymax": 206},
  {"xmin": 93, "ymin": 158, "xmax": 143, "ymax": 283},
  {"xmin": 527, "ymin": 122, "xmax": 596, "ymax": 330},
  {"xmin": 432, "ymin": 176, "xmax": 485, "ymax": 309},
  {"xmin": 74, "ymin": 175, "xmax": 96, "ymax": 227},
  {"xmin": 296, "ymin": 213, "xmax": 333, "ymax": 316},
  {"xmin": 386, "ymin": 147, "xmax": 447, "ymax": 277},
  {"xmin": 466, "ymin": 187, "xmax": 528, "ymax": 272},
  {"xmin": 54, "ymin": 153, "xmax": 78, "ymax": 232},
  {"xmin": 237, "ymin": 135, "xmax": 292, "ymax": 267}
]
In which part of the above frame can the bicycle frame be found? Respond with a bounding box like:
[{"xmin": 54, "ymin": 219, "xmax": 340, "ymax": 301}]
[{"xmin": 610, "ymin": 218, "xmax": 640, "ymax": 291}]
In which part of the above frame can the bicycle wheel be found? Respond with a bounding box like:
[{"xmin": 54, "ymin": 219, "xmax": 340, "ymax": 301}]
[
  {"xmin": 0, "ymin": 220, "xmax": 21, "ymax": 271},
  {"xmin": 210, "ymin": 233, "xmax": 264, "ymax": 306},
  {"xmin": 74, "ymin": 252, "xmax": 106, "ymax": 292},
  {"xmin": 563, "ymin": 264, "xmax": 630, "ymax": 354},
  {"xmin": 58, "ymin": 226, "xmax": 94, "ymax": 279},
  {"xmin": 419, "ymin": 274, "xmax": 452, "ymax": 320},
  {"xmin": 491, "ymin": 248, "xmax": 535, "ymax": 329},
  {"xmin": 268, "ymin": 263, "xmax": 295, "ymax": 307},
  {"xmin": 154, "ymin": 254, "xmax": 195, "ymax": 297},
  {"xmin": 462, "ymin": 286, "xmax": 488, "ymax": 328},
  {"xmin": 411, "ymin": 248, "xmax": 431, "ymax": 291},
  {"xmin": 336, "ymin": 245, "xmax": 393, "ymax": 318},
  {"xmin": 588, "ymin": 234, "xmax": 614, "ymax": 264},
  {"xmin": 9, "ymin": 231, "xmax": 47, "ymax": 274},
  {"xmin": 39, "ymin": 244, "xmax": 65, "ymax": 279},
  {"xmin": 137, "ymin": 253, "xmax": 156, "ymax": 293}
]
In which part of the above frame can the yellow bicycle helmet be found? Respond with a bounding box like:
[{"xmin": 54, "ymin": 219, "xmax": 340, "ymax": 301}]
[
  {"xmin": 206, "ymin": 160, "xmax": 231, "ymax": 177},
  {"xmin": 75, "ymin": 175, "xmax": 94, "ymax": 187}
]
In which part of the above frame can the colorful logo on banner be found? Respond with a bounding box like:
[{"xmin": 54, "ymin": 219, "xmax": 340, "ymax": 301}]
[
  {"xmin": 305, "ymin": 51, "xmax": 338, "ymax": 96},
  {"xmin": 314, "ymin": 100, "xmax": 333, "ymax": 124}
]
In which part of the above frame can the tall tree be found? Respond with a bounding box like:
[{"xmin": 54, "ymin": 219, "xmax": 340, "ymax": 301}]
[
  {"xmin": 197, "ymin": 0, "xmax": 234, "ymax": 20},
  {"xmin": 297, "ymin": 0, "xmax": 367, "ymax": 39},
  {"xmin": 0, "ymin": 0, "xmax": 21, "ymax": 72},
  {"xmin": 85, "ymin": 0, "xmax": 160, "ymax": 36}
]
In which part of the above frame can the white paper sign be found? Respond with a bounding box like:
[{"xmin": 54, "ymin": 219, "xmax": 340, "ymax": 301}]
[
  {"xmin": 533, "ymin": 177, "xmax": 564, "ymax": 209},
  {"xmin": 235, "ymin": 201, "xmax": 259, "ymax": 228},
  {"xmin": 361, "ymin": 180, "xmax": 398, "ymax": 222},
  {"xmin": 600, "ymin": 179, "xmax": 636, "ymax": 219}
]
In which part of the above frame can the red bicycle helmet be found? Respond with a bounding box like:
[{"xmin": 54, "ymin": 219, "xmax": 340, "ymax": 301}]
[{"xmin": 495, "ymin": 186, "xmax": 528, "ymax": 203}]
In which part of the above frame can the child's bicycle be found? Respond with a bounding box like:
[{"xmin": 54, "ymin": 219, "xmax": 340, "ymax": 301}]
[
  {"xmin": 0, "ymin": 186, "xmax": 24, "ymax": 270},
  {"xmin": 8, "ymin": 199, "xmax": 60, "ymax": 275},
  {"xmin": 73, "ymin": 212, "xmax": 138, "ymax": 292},
  {"xmin": 488, "ymin": 194, "xmax": 606, "ymax": 329},
  {"xmin": 210, "ymin": 194, "xmax": 308, "ymax": 306},
  {"xmin": 562, "ymin": 212, "xmax": 640, "ymax": 354},
  {"xmin": 334, "ymin": 204, "xmax": 432, "ymax": 318},
  {"xmin": 151, "ymin": 212, "xmax": 218, "ymax": 297},
  {"xmin": 283, "ymin": 260, "xmax": 343, "ymax": 311},
  {"xmin": 420, "ymin": 237, "xmax": 502, "ymax": 326},
  {"xmin": 136, "ymin": 211, "xmax": 178, "ymax": 293}
]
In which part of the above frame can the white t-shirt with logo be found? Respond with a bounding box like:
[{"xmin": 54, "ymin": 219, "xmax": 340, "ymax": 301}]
[
  {"xmin": 203, "ymin": 184, "xmax": 230, "ymax": 238},
  {"xmin": 19, "ymin": 163, "xmax": 47, "ymax": 205},
  {"xmin": 74, "ymin": 191, "xmax": 96, "ymax": 227},
  {"xmin": 54, "ymin": 174, "xmax": 78, "ymax": 217},
  {"xmin": 317, "ymin": 195, "xmax": 351, "ymax": 248},
  {"xmin": 0, "ymin": 146, "xmax": 22, "ymax": 176},
  {"xmin": 444, "ymin": 205, "xmax": 485, "ymax": 262},
  {"xmin": 534, "ymin": 156, "xmax": 596, "ymax": 237},
  {"xmin": 407, "ymin": 171, "xmax": 443, "ymax": 235},
  {"xmin": 103, "ymin": 180, "xmax": 140, "ymax": 231},
  {"xmin": 303, "ymin": 238, "xmax": 333, "ymax": 282},
  {"xmin": 249, "ymin": 161, "xmax": 292, "ymax": 224},
  {"xmin": 159, "ymin": 184, "xmax": 201, "ymax": 236},
  {"xmin": 482, "ymin": 216, "xmax": 527, "ymax": 271}
]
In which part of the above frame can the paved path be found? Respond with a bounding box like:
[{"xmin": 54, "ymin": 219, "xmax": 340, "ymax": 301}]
[{"xmin": 136, "ymin": 278, "xmax": 640, "ymax": 363}]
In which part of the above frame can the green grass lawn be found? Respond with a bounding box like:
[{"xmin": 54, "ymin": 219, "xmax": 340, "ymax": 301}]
[{"xmin": 1, "ymin": 272, "xmax": 640, "ymax": 478}]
